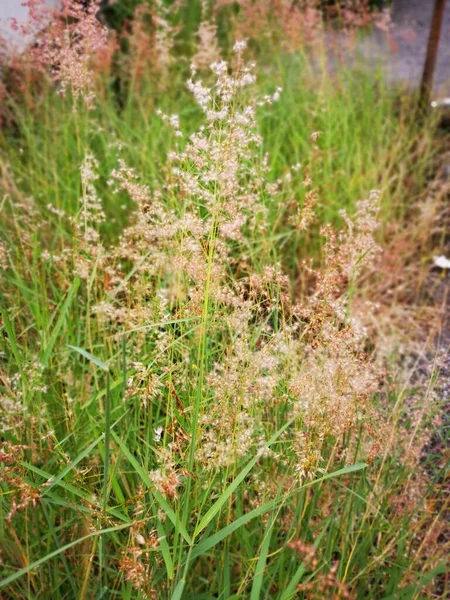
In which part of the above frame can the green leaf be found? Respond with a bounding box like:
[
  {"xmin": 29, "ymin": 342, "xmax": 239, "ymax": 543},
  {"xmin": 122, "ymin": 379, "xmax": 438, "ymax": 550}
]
[
  {"xmin": 170, "ymin": 579, "xmax": 186, "ymax": 600},
  {"xmin": 157, "ymin": 520, "xmax": 175, "ymax": 580},
  {"xmin": 68, "ymin": 344, "xmax": 109, "ymax": 371},
  {"xmin": 250, "ymin": 511, "xmax": 276, "ymax": 600},
  {"xmin": 191, "ymin": 462, "xmax": 367, "ymax": 562},
  {"xmin": 111, "ymin": 431, "xmax": 192, "ymax": 545},
  {"xmin": 190, "ymin": 498, "xmax": 279, "ymax": 562},
  {"xmin": 0, "ymin": 523, "xmax": 131, "ymax": 590},
  {"xmin": 22, "ymin": 462, "xmax": 95, "ymax": 503},
  {"xmin": 280, "ymin": 527, "xmax": 327, "ymax": 600},
  {"xmin": 381, "ymin": 563, "xmax": 448, "ymax": 599},
  {"xmin": 40, "ymin": 434, "xmax": 105, "ymax": 497},
  {"xmin": 41, "ymin": 277, "xmax": 80, "ymax": 366},
  {"xmin": 0, "ymin": 298, "xmax": 21, "ymax": 367},
  {"xmin": 194, "ymin": 419, "xmax": 294, "ymax": 538},
  {"xmin": 103, "ymin": 373, "xmax": 112, "ymax": 511}
]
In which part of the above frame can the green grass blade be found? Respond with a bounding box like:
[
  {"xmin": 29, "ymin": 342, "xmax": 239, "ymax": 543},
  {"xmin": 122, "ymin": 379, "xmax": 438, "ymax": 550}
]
[
  {"xmin": 194, "ymin": 420, "xmax": 294, "ymax": 537},
  {"xmin": 111, "ymin": 431, "xmax": 192, "ymax": 545},
  {"xmin": 250, "ymin": 511, "xmax": 276, "ymax": 600},
  {"xmin": 41, "ymin": 434, "xmax": 105, "ymax": 497},
  {"xmin": 191, "ymin": 462, "xmax": 367, "ymax": 561},
  {"xmin": 0, "ymin": 523, "xmax": 131, "ymax": 590},
  {"xmin": 190, "ymin": 498, "xmax": 279, "ymax": 562},
  {"xmin": 22, "ymin": 462, "xmax": 95, "ymax": 502},
  {"xmin": 0, "ymin": 296, "xmax": 22, "ymax": 366},
  {"xmin": 103, "ymin": 373, "xmax": 111, "ymax": 512},
  {"xmin": 170, "ymin": 579, "xmax": 186, "ymax": 600},
  {"xmin": 41, "ymin": 277, "xmax": 80, "ymax": 366},
  {"xmin": 157, "ymin": 520, "xmax": 175, "ymax": 580},
  {"xmin": 381, "ymin": 563, "xmax": 448, "ymax": 600},
  {"xmin": 68, "ymin": 344, "xmax": 109, "ymax": 371},
  {"xmin": 280, "ymin": 527, "xmax": 328, "ymax": 600}
]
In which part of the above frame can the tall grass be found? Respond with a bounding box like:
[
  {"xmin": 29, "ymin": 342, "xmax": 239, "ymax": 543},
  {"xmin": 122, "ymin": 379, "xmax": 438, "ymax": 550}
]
[{"xmin": 0, "ymin": 2, "xmax": 448, "ymax": 599}]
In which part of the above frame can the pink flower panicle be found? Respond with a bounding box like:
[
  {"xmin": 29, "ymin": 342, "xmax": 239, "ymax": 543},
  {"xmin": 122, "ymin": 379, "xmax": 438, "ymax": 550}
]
[{"xmin": 23, "ymin": 0, "xmax": 108, "ymax": 108}]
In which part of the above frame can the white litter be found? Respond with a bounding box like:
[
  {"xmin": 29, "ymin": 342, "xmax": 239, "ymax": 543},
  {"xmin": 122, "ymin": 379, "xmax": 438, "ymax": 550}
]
[{"xmin": 433, "ymin": 255, "xmax": 450, "ymax": 269}]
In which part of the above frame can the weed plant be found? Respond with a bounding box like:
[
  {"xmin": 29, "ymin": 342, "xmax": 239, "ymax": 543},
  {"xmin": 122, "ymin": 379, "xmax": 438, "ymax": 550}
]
[{"xmin": 0, "ymin": 2, "xmax": 447, "ymax": 599}]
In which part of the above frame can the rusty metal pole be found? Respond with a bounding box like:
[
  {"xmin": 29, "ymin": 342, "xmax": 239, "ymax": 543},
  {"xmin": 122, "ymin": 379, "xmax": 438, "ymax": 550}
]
[{"xmin": 419, "ymin": 0, "xmax": 446, "ymax": 110}]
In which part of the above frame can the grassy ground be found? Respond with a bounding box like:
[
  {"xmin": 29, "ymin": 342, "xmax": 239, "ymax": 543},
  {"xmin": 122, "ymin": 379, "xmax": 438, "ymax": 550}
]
[{"xmin": 0, "ymin": 2, "xmax": 448, "ymax": 599}]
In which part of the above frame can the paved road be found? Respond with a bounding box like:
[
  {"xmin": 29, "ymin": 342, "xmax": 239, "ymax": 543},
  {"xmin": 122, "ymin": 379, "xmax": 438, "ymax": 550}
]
[
  {"xmin": 0, "ymin": 0, "xmax": 59, "ymax": 52},
  {"xmin": 329, "ymin": 0, "xmax": 450, "ymax": 95}
]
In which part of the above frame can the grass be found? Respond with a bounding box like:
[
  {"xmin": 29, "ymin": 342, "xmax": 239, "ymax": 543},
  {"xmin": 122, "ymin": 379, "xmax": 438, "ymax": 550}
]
[{"xmin": 0, "ymin": 2, "xmax": 448, "ymax": 599}]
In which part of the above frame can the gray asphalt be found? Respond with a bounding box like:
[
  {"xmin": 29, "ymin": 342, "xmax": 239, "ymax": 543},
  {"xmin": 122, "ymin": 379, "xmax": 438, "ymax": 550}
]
[
  {"xmin": 344, "ymin": 0, "xmax": 450, "ymax": 94},
  {"xmin": 0, "ymin": 0, "xmax": 59, "ymax": 52}
]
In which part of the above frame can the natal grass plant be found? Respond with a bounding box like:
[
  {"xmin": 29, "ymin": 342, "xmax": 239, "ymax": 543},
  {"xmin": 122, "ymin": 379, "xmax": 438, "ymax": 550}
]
[
  {"xmin": 0, "ymin": 1, "xmax": 448, "ymax": 599},
  {"xmin": 0, "ymin": 42, "xmax": 439, "ymax": 255}
]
